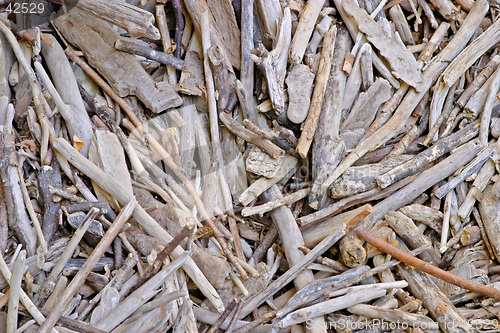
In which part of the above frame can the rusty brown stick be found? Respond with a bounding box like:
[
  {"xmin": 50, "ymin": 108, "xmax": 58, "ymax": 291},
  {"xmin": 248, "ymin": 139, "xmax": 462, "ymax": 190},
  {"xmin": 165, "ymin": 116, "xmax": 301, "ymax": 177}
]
[{"xmin": 356, "ymin": 226, "xmax": 500, "ymax": 300}]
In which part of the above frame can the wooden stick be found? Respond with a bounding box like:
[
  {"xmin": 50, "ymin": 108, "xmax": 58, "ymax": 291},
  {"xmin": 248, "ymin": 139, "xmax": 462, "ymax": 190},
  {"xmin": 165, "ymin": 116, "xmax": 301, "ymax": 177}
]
[
  {"xmin": 396, "ymin": 264, "xmax": 474, "ymax": 332},
  {"xmin": 368, "ymin": 140, "xmax": 482, "ymax": 224},
  {"xmin": 38, "ymin": 199, "xmax": 137, "ymax": 333},
  {"xmin": 418, "ymin": 22, "xmax": 450, "ymax": 64},
  {"xmin": 385, "ymin": 211, "xmax": 440, "ymax": 264},
  {"xmin": 250, "ymin": 9, "xmax": 291, "ymax": 114},
  {"xmin": 356, "ymin": 226, "xmax": 500, "ymax": 300},
  {"xmin": 261, "ymin": 185, "xmax": 328, "ymax": 331},
  {"xmin": 434, "ymin": 142, "xmax": 495, "ymax": 199},
  {"xmin": 240, "ymin": 0, "xmax": 255, "ymax": 122},
  {"xmin": 241, "ymin": 188, "xmax": 309, "ymax": 217},
  {"xmin": 0, "ymin": 122, "xmax": 37, "ymax": 256},
  {"xmin": 155, "ymin": 4, "xmax": 177, "ymax": 85},
  {"xmin": 40, "ymin": 34, "xmax": 94, "ymax": 157},
  {"xmin": 456, "ymin": 55, "xmax": 500, "ymax": 108},
  {"xmin": 428, "ymin": 0, "xmax": 461, "ymax": 21},
  {"xmin": 276, "ymin": 245, "xmax": 430, "ymax": 321},
  {"xmin": 17, "ymin": 162, "xmax": 47, "ymax": 254},
  {"xmin": 114, "ymin": 38, "xmax": 184, "ymax": 70},
  {"xmin": 171, "ymin": 0, "xmax": 184, "ymax": 58},
  {"xmin": 0, "ymin": 18, "xmax": 52, "ymax": 163},
  {"xmin": 347, "ymin": 304, "xmax": 438, "ymax": 328},
  {"xmin": 289, "ymin": 0, "xmax": 325, "ymax": 64},
  {"xmin": 6, "ymin": 249, "xmax": 25, "ymax": 333},
  {"xmin": 389, "ymin": 4, "xmax": 415, "ymax": 45},
  {"xmin": 296, "ymin": 25, "xmax": 337, "ymax": 158},
  {"xmin": 219, "ymin": 113, "xmax": 282, "ymax": 159},
  {"xmin": 457, "ymin": 160, "xmax": 495, "ymax": 220},
  {"xmin": 280, "ymin": 287, "xmax": 388, "ymax": 328},
  {"xmin": 479, "ymin": 68, "xmax": 500, "ymax": 145}
]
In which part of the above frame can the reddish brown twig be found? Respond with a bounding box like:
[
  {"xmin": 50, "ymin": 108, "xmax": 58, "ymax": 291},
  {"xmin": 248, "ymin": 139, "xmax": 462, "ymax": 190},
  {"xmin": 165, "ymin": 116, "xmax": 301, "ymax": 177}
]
[{"xmin": 356, "ymin": 226, "xmax": 500, "ymax": 300}]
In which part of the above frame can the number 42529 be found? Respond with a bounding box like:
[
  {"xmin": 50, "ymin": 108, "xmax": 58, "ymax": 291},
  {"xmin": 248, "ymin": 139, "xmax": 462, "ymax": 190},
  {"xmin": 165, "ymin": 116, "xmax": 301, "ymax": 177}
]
[{"xmin": 5, "ymin": 2, "xmax": 45, "ymax": 15}]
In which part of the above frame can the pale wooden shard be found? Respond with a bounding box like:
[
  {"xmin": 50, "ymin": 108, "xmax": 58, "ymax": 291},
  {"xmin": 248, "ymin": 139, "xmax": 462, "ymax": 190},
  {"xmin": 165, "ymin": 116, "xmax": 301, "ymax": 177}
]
[
  {"xmin": 53, "ymin": 10, "xmax": 183, "ymax": 113},
  {"xmin": 342, "ymin": 0, "xmax": 424, "ymax": 90},
  {"xmin": 245, "ymin": 146, "xmax": 284, "ymax": 178},
  {"xmin": 88, "ymin": 130, "xmax": 133, "ymax": 212},
  {"xmin": 340, "ymin": 78, "xmax": 392, "ymax": 149},
  {"xmin": 478, "ymin": 185, "xmax": 500, "ymax": 261},
  {"xmin": 286, "ymin": 64, "xmax": 315, "ymax": 124}
]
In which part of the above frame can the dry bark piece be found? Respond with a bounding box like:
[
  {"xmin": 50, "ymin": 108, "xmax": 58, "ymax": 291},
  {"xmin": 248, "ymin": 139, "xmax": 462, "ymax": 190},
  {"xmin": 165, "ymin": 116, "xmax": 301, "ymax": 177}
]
[
  {"xmin": 52, "ymin": 10, "xmax": 182, "ymax": 114},
  {"xmin": 342, "ymin": 0, "xmax": 424, "ymax": 90},
  {"xmin": 339, "ymin": 235, "xmax": 367, "ymax": 267},
  {"xmin": 285, "ymin": 64, "xmax": 314, "ymax": 124},
  {"xmin": 245, "ymin": 146, "xmax": 284, "ymax": 178},
  {"xmin": 177, "ymin": 51, "xmax": 204, "ymax": 96}
]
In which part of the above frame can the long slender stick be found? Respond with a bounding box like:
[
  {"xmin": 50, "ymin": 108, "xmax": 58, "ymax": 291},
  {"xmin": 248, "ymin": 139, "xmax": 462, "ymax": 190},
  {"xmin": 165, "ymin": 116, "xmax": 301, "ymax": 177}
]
[
  {"xmin": 356, "ymin": 226, "xmax": 500, "ymax": 300},
  {"xmin": 296, "ymin": 25, "xmax": 337, "ymax": 158},
  {"xmin": 6, "ymin": 250, "xmax": 25, "ymax": 333},
  {"xmin": 17, "ymin": 164, "xmax": 48, "ymax": 254}
]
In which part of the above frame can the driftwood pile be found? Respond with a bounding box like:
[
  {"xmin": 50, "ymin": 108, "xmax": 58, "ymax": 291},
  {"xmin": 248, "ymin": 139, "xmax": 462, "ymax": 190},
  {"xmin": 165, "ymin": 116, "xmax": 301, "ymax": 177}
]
[{"xmin": 4, "ymin": 0, "xmax": 500, "ymax": 332}]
